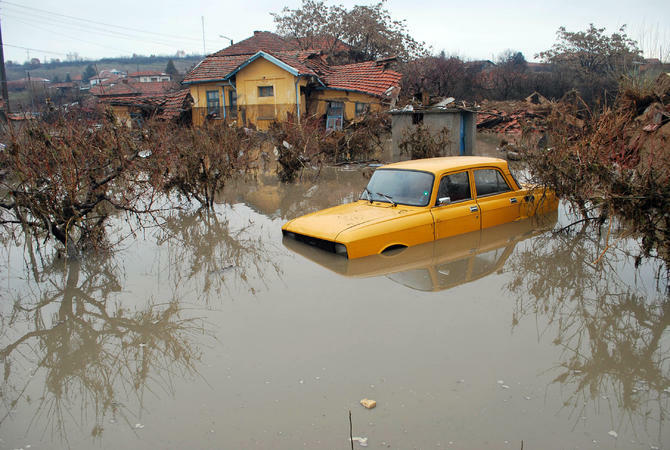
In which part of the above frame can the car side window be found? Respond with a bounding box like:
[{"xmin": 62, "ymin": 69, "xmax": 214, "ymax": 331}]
[
  {"xmin": 474, "ymin": 169, "xmax": 511, "ymax": 197},
  {"xmin": 436, "ymin": 171, "xmax": 471, "ymax": 205}
]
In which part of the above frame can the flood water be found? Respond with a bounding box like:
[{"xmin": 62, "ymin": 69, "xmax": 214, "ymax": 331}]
[{"xmin": 1, "ymin": 167, "xmax": 668, "ymax": 450}]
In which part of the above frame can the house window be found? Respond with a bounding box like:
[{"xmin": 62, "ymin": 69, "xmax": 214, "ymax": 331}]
[
  {"xmin": 206, "ymin": 90, "xmax": 220, "ymax": 115},
  {"xmin": 436, "ymin": 171, "xmax": 471, "ymax": 204},
  {"xmin": 355, "ymin": 102, "xmax": 369, "ymax": 116},
  {"xmin": 474, "ymin": 169, "xmax": 511, "ymax": 197},
  {"xmin": 326, "ymin": 101, "xmax": 344, "ymax": 130},
  {"xmin": 258, "ymin": 86, "xmax": 274, "ymax": 97},
  {"xmin": 229, "ymin": 90, "xmax": 237, "ymax": 108}
]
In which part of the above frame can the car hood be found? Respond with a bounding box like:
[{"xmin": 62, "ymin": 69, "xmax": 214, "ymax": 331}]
[{"xmin": 283, "ymin": 201, "xmax": 414, "ymax": 241}]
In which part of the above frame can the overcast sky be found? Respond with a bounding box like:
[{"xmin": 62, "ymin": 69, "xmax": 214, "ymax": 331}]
[{"xmin": 2, "ymin": 0, "xmax": 669, "ymax": 64}]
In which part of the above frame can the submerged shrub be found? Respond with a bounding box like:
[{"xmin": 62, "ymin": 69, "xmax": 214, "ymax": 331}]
[{"xmin": 399, "ymin": 123, "xmax": 450, "ymax": 159}]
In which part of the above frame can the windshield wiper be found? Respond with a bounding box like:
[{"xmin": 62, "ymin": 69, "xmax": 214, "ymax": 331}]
[
  {"xmin": 376, "ymin": 192, "xmax": 397, "ymax": 207},
  {"xmin": 362, "ymin": 187, "xmax": 373, "ymax": 203}
]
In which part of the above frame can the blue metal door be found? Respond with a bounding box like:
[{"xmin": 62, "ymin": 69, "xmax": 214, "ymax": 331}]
[{"xmin": 459, "ymin": 113, "xmax": 466, "ymax": 155}]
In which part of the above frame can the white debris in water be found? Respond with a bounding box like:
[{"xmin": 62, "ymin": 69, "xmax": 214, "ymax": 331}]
[
  {"xmin": 497, "ymin": 380, "xmax": 504, "ymax": 384},
  {"xmin": 457, "ymin": 379, "xmax": 465, "ymax": 384},
  {"xmin": 501, "ymin": 385, "xmax": 510, "ymax": 389},
  {"xmin": 135, "ymin": 423, "xmax": 145, "ymax": 429},
  {"xmin": 651, "ymin": 445, "xmax": 660, "ymax": 449},
  {"xmin": 524, "ymin": 396, "xmax": 531, "ymax": 400},
  {"xmin": 608, "ymin": 430, "xmax": 618, "ymax": 438},
  {"xmin": 109, "ymin": 418, "xmax": 117, "ymax": 424},
  {"xmin": 299, "ymin": 379, "xmax": 304, "ymax": 384},
  {"xmin": 601, "ymin": 395, "xmax": 608, "ymax": 399},
  {"xmin": 315, "ymin": 376, "xmax": 320, "ymax": 380},
  {"xmin": 350, "ymin": 436, "xmax": 368, "ymax": 447},
  {"xmin": 265, "ymin": 380, "xmax": 270, "ymax": 384}
]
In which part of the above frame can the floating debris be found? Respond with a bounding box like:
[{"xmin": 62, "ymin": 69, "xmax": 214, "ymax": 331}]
[
  {"xmin": 360, "ymin": 398, "xmax": 376, "ymax": 409},
  {"xmin": 497, "ymin": 380, "xmax": 504, "ymax": 384},
  {"xmin": 135, "ymin": 423, "xmax": 145, "ymax": 429},
  {"xmin": 350, "ymin": 436, "xmax": 368, "ymax": 447},
  {"xmin": 501, "ymin": 385, "xmax": 510, "ymax": 389},
  {"xmin": 608, "ymin": 430, "xmax": 618, "ymax": 438}
]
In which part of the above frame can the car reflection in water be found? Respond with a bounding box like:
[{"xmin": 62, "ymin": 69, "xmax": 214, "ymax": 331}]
[{"xmin": 283, "ymin": 211, "xmax": 558, "ymax": 291}]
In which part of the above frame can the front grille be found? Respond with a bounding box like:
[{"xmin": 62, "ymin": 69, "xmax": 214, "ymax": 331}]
[{"xmin": 283, "ymin": 230, "xmax": 337, "ymax": 253}]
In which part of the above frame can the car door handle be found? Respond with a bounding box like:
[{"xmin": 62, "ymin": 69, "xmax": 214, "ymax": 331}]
[
  {"xmin": 510, "ymin": 198, "xmax": 518, "ymax": 204},
  {"xmin": 470, "ymin": 206, "xmax": 478, "ymax": 212}
]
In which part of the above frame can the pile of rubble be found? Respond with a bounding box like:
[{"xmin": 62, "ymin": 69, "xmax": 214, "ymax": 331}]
[{"xmin": 476, "ymin": 93, "xmax": 553, "ymax": 134}]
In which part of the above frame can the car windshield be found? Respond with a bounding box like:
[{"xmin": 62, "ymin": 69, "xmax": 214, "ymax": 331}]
[{"xmin": 361, "ymin": 169, "xmax": 434, "ymax": 207}]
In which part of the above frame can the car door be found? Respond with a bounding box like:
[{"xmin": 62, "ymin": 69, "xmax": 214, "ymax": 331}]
[
  {"xmin": 473, "ymin": 168, "xmax": 521, "ymax": 229},
  {"xmin": 431, "ymin": 170, "xmax": 481, "ymax": 240}
]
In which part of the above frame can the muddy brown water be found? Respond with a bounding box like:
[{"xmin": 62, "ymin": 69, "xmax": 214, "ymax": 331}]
[{"xmin": 1, "ymin": 166, "xmax": 668, "ymax": 450}]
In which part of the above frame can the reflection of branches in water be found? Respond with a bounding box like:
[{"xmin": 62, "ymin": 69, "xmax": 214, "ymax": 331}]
[
  {"xmin": 0, "ymin": 256, "xmax": 209, "ymax": 443},
  {"xmin": 155, "ymin": 205, "xmax": 282, "ymax": 299},
  {"xmin": 506, "ymin": 223, "xmax": 669, "ymax": 441}
]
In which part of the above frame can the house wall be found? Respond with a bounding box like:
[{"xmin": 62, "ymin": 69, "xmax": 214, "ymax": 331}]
[
  {"xmin": 390, "ymin": 110, "xmax": 476, "ymax": 161},
  {"xmin": 235, "ymin": 58, "xmax": 303, "ymax": 129},
  {"xmin": 189, "ymin": 58, "xmax": 305, "ymax": 130},
  {"xmin": 308, "ymin": 89, "xmax": 384, "ymax": 120},
  {"xmin": 189, "ymin": 82, "xmax": 236, "ymax": 126}
]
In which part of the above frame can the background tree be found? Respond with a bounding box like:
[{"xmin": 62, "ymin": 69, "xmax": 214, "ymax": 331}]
[
  {"xmin": 81, "ymin": 64, "xmax": 96, "ymax": 83},
  {"xmin": 273, "ymin": 0, "xmax": 427, "ymax": 62},
  {"xmin": 400, "ymin": 52, "xmax": 468, "ymax": 100},
  {"xmin": 537, "ymin": 24, "xmax": 643, "ymax": 104},
  {"xmin": 165, "ymin": 59, "xmax": 179, "ymax": 76},
  {"xmin": 486, "ymin": 50, "xmax": 530, "ymax": 100}
]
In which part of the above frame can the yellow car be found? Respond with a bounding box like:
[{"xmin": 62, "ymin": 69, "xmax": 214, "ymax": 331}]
[{"xmin": 281, "ymin": 156, "xmax": 558, "ymax": 259}]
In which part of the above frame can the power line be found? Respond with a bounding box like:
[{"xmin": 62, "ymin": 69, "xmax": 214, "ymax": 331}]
[
  {"xmin": 1, "ymin": 0, "xmax": 203, "ymax": 43},
  {"xmin": 5, "ymin": 14, "xmax": 134, "ymax": 55},
  {"xmin": 0, "ymin": 10, "xmax": 199, "ymax": 50},
  {"xmin": 2, "ymin": 43, "xmax": 67, "ymax": 56}
]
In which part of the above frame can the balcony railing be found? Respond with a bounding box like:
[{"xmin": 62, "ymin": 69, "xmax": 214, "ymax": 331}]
[
  {"xmin": 192, "ymin": 106, "xmax": 239, "ymax": 123},
  {"xmin": 192, "ymin": 104, "xmax": 299, "ymax": 126}
]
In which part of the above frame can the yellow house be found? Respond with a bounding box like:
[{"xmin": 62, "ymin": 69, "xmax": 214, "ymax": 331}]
[{"xmin": 182, "ymin": 31, "xmax": 401, "ymax": 130}]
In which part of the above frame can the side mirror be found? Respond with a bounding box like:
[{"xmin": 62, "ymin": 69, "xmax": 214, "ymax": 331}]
[{"xmin": 437, "ymin": 196, "xmax": 451, "ymax": 206}]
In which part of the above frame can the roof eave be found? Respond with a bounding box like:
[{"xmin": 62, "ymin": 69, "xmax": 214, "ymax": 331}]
[
  {"xmin": 181, "ymin": 78, "xmax": 230, "ymax": 85},
  {"xmin": 315, "ymin": 85, "xmax": 391, "ymax": 99}
]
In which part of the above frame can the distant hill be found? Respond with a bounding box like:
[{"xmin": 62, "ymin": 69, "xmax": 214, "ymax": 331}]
[{"xmin": 6, "ymin": 55, "xmax": 205, "ymax": 82}]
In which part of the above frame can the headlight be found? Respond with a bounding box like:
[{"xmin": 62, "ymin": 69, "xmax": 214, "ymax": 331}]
[{"xmin": 334, "ymin": 243, "xmax": 348, "ymax": 256}]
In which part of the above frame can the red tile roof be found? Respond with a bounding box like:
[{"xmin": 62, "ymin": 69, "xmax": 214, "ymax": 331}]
[
  {"xmin": 90, "ymin": 80, "xmax": 176, "ymax": 97},
  {"xmin": 183, "ymin": 31, "xmax": 401, "ymax": 98},
  {"xmin": 182, "ymin": 54, "xmax": 252, "ymax": 83},
  {"xmin": 213, "ymin": 31, "xmax": 296, "ymax": 56},
  {"xmin": 99, "ymin": 88, "xmax": 192, "ymax": 121},
  {"xmin": 129, "ymin": 71, "xmax": 168, "ymax": 77},
  {"xmin": 322, "ymin": 61, "xmax": 402, "ymax": 97}
]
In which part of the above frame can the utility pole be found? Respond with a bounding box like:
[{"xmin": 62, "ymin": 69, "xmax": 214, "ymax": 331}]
[
  {"xmin": 201, "ymin": 16, "xmax": 206, "ymax": 55},
  {"xmin": 0, "ymin": 17, "xmax": 10, "ymax": 114}
]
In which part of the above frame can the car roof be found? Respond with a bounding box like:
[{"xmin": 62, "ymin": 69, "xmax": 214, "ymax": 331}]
[{"xmin": 380, "ymin": 156, "xmax": 509, "ymax": 174}]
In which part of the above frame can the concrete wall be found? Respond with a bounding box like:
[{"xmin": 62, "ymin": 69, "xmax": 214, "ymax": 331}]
[{"xmin": 390, "ymin": 109, "xmax": 476, "ymax": 161}]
